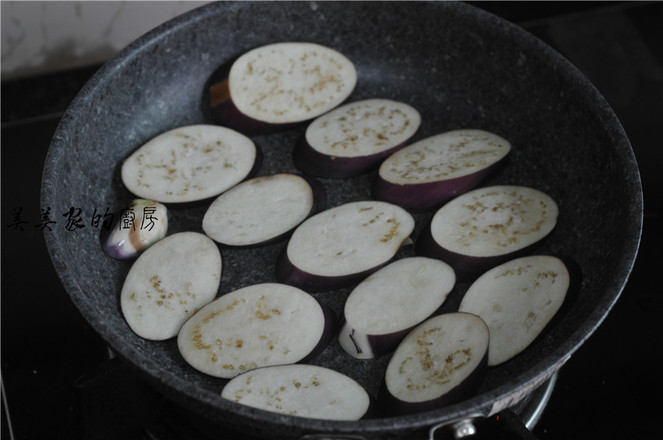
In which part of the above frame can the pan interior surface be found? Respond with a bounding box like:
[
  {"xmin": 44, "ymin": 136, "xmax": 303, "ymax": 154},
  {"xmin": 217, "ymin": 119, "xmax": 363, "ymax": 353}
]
[{"xmin": 41, "ymin": 2, "xmax": 642, "ymax": 438}]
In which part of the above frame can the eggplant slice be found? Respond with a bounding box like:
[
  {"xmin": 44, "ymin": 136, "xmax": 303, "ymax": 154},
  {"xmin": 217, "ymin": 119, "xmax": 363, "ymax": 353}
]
[
  {"xmin": 380, "ymin": 312, "xmax": 490, "ymax": 415},
  {"xmin": 121, "ymin": 125, "xmax": 257, "ymax": 204},
  {"xmin": 373, "ymin": 129, "xmax": 511, "ymax": 210},
  {"xmin": 210, "ymin": 42, "xmax": 357, "ymax": 135},
  {"xmin": 221, "ymin": 364, "xmax": 371, "ymax": 421},
  {"xmin": 459, "ymin": 255, "xmax": 570, "ymax": 366},
  {"xmin": 417, "ymin": 185, "xmax": 559, "ymax": 280},
  {"xmin": 202, "ymin": 174, "xmax": 317, "ymax": 247},
  {"xmin": 177, "ymin": 283, "xmax": 332, "ymax": 379},
  {"xmin": 338, "ymin": 257, "xmax": 456, "ymax": 359},
  {"xmin": 294, "ymin": 98, "xmax": 421, "ymax": 178},
  {"xmin": 276, "ymin": 200, "xmax": 415, "ymax": 292},
  {"xmin": 120, "ymin": 232, "xmax": 222, "ymax": 341}
]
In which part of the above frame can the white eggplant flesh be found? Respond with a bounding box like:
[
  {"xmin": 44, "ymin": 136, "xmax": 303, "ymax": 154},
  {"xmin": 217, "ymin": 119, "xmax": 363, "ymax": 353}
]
[
  {"xmin": 221, "ymin": 364, "xmax": 370, "ymax": 421},
  {"xmin": 374, "ymin": 129, "xmax": 511, "ymax": 210},
  {"xmin": 177, "ymin": 283, "xmax": 332, "ymax": 379},
  {"xmin": 210, "ymin": 42, "xmax": 357, "ymax": 135},
  {"xmin": 102, "ymin": 199, "xmax": 168, "ymax": 260},
  {"xmin": 202, "ymin": 174, "xmax": 317, "ymax": 247},
  {"xmin": 459, "ymin": 255, "xmax": 570, "ymax": 366},
  {"xmin": 294, "ymin": 99, "xmax": 421, "ymax": 178},
  {"xmin": 380, "ymin": 312, "xmax": 489, "ymax": 415},
  {"xmin": 417, "ymin": 185, "xmax": 558, "ymax": 280},
  {"xmin": 120, "ymin": 232, "xmax": 222, "ymax": 341},
  {"xmin": 338, "ymin": 257, "xmax": 455, "ymax": 359},
  {"xmin": 276, "ymin": 201, "xmax": 415, "ymax": 292},
  {"xmin": 121, "ymin": 125, "xmax": 257, "ymax": 203}
]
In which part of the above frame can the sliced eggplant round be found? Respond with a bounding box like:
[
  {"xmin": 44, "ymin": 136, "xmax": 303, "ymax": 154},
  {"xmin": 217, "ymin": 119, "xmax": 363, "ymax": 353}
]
[
  {"xmin": 120, "ymin": 231, "xmax": 222, "ymax": 341},
  {"xmin": 177, "ymin": 283, "xmax": 332, "ymax": 379},
  {"xmin": 276, "ymin": 200, "xmax": 415, "ymax": 292},
  {"xmin": 294, "ymin": 99, "xmax": 421, "ymax": 178},
  {"xmin": 221, "ymin": 364, "xmax": 371, "ymax": 421},
  {"xmin": 380, "ymin": 312, "xmax": 489, "ymax": 415},
  {"xmin": 459, "ymin": 255, "xmax": 570, "ymax": 366},
  {"xmin": 373, "ymin": 129, "xmax": 511, "ymax": 210},
  {"xmin": 121, "ymin": 124, "xmax": 257, "ymax": 203},
  {"xmin": 202, "ymin": 174, "xmax": 318, "ymax": 247},
  {"xmin": 209, "ymin": 42, "xmax": 357, "ymax": 135},
  {"xmin": 101, "ymin": 199, "xmax": 168, "ymax": 260},
  {"xmin": 338, "ymin": 257, "xmax": 455, "ymax": 359},
  {"xmin": 417, "ymin": 185, "xmax": 558, "ymax": 280}
]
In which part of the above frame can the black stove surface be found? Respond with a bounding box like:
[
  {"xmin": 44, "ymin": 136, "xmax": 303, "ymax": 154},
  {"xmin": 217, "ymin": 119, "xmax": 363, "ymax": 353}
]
[{"xmin": 2, "ymin": 2, "xmax": 661, "ymax": 439}]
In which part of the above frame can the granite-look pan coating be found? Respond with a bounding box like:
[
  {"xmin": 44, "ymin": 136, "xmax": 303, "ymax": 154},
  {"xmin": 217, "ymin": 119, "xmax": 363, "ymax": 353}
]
[{"xmin": 41, "ymin": 2, "xmax": 642, "ymax": 439}]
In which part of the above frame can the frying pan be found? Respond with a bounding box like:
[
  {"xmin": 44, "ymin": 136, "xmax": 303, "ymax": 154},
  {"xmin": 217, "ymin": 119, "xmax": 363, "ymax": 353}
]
[{"xmin": 41, "ymin": 1, "xmax": 642, "ymax": 439}]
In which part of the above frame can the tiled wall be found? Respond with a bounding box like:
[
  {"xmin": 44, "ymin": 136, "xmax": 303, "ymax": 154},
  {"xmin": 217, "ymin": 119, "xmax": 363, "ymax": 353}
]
[{"xmin": 1, "ymin": 1, "xmax": 210, "ymax": 80}]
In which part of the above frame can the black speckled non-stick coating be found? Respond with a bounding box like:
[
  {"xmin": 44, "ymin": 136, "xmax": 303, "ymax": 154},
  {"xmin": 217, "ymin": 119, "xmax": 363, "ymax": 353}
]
[{"xmin": 41, "ymin": 2, "xmax": 642, "ymax": 439}]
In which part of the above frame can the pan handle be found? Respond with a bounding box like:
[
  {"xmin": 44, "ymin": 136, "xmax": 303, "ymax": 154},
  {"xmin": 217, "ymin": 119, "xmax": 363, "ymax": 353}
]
[
  {"xmin": 298, "ymin": 410, "xmax": 536, "ymax": 440},
  {"xmin": 428, "ymin": 410, "xmax": 541, "ymax": 439},
  {"xmin": 428, "ymin": 413, "xmax": 484, "ymax": 439}
]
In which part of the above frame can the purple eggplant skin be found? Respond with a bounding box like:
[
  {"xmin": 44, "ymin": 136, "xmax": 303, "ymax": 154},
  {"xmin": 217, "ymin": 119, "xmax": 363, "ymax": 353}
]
[
  {"xmin": 341, "ymin": 321, "xmax": 415, "ymax": 359},
  {"xmin": 416, "ymin": 221, "xmax": 526, "ymax": 282},
  {"xmin": 366, "ymin": 327, "xmax": 416, "ymax": 358},
  {"xmin": 372, "ymin": 129, "xmax": 511, "ymax": 211},
  {"xmin": 203, "ymin": 58, "xmax": 284, "ymax": 135},
  {"xmin": 209, "ymin": 86, "xmax": 300, "ymax": 136},
  {"xmin": 100, "ymin": 226, "xmax": 127, "ymax": 259},
  {"xmin": 300, "ymin": 302, "xmax": 338, "ymax": 363},
  {"xmin": 415, "ymin": 185, "xmax": 558, "ymax": 281},
  {"xmin": 377, "ymin": 348, "xmax": 488, "ymax": 416},
  {"xmin": 372, "ymin": 162, "xmax": 500, "ymax": 211},
  {"xmin": 300, "ymin": 174, "xmax": 329, "ymax": 216},
  {"xmin": 99, "ymin": 200, "xmax": 168, "ymax": 260},
  {"xmin": 275, "ymin": 247, "xmax": 391, "ymax": 293},
  {"xmin": 293, "ymin": 136, "xmax": 409, "ymax": 179},
  {"xmin": 415, "ymin": 220, "xmax": 556, "ymax": 282}
]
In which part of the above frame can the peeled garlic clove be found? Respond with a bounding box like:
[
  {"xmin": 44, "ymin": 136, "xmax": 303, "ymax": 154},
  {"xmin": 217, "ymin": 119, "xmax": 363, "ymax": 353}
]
[{"xmin": 102, "ymin": 199, "xmax": 168, "ymax": 259}]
